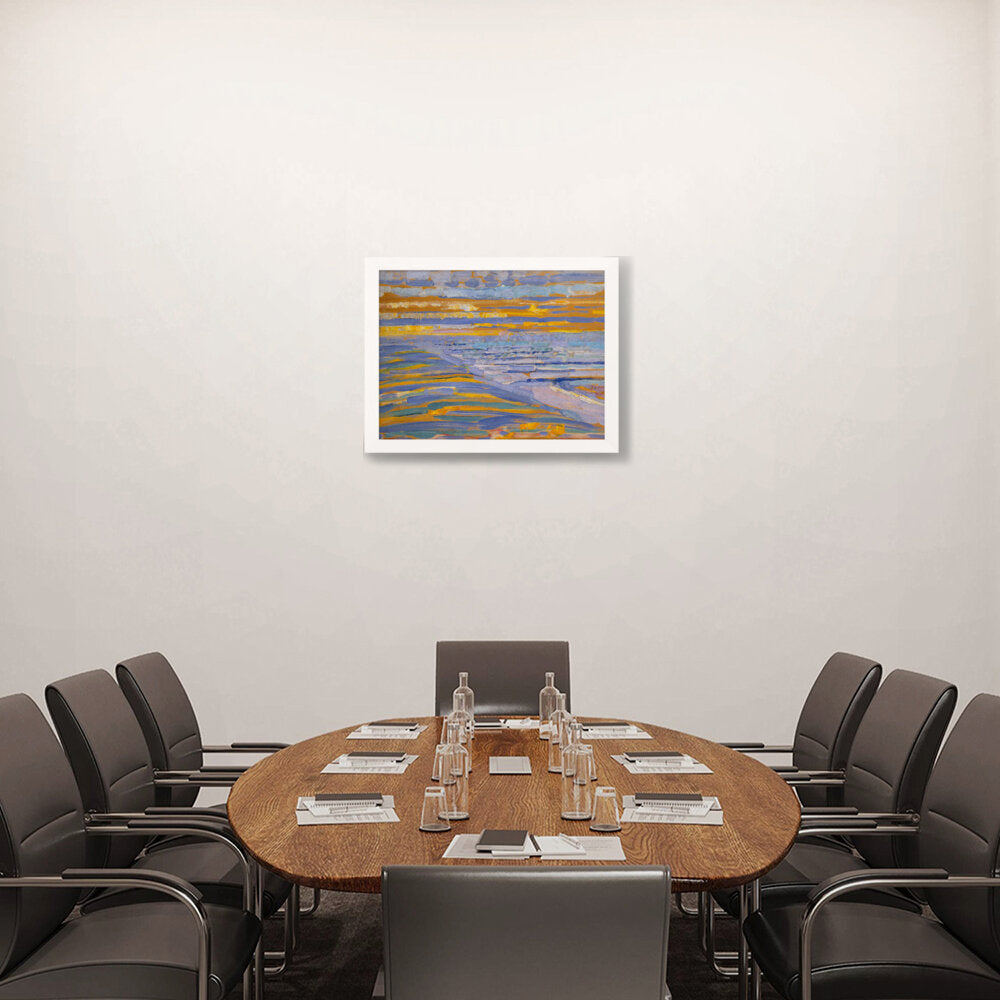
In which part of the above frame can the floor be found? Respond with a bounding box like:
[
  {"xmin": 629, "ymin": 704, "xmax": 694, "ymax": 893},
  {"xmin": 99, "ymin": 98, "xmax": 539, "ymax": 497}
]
[{"xmin": 247, "ymin": 890, "xmax": 780, "ymax": 999}]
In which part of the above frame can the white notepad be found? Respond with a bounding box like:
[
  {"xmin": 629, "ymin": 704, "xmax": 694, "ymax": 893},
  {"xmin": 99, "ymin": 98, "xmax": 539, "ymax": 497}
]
[
  {"xmin": 347, "ymin": 725, "xmax": 428, "ymax": 740},
  {"xmin": 442, "ymin": 834, "xmax": 626, "ymax": 861},
  {"xmin": 322, "ymin": 754, "xmax": 418, "ymax": 774},
  {"xmin": 611, "ymin": 754, "xmax": 713, "ymax": 775},
  {"xmin": 489, "ymin": 756, "xmax": 532, "ymax": 774},
  {"xmin": 295, "ymin": 795, "xmax": 400, "ymax": 825},
  {"xmin": 579, "ymin": 725, "xmax": 652, "ymax": 740},
  {"xmin": 620, "ymin": 794, "xmax": 724, "ymax": 826}
]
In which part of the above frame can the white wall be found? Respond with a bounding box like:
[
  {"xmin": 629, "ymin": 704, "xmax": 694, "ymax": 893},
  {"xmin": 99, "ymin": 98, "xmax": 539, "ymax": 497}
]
[{"xmin": 1, "ymin": 0, "xmax": 997, "ymax": 747}]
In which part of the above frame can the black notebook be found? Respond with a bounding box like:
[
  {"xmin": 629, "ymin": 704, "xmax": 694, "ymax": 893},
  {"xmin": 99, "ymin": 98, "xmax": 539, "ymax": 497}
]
[
  {"xmin": 344, "ymin": 751, "xmax": 407, "ymax": 762},
  {"xmin": 624, "ymin": 751, "xmax": 683, "ymax": 761},
  {"xmin": 367, "ymin": 720, "xmax": 420, "ymax": 729},
  {"xmin": 476, "ymin": 829, "xmax": 530, "ymax": 852}
]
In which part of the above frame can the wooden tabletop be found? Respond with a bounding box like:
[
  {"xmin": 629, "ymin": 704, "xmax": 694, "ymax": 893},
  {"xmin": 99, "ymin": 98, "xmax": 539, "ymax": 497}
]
[{"xmin": 226, "ymin": 718, "xmax": 800, "ymax": 893}]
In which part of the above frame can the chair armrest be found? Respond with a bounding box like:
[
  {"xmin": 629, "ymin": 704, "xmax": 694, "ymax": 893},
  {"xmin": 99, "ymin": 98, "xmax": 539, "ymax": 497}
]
[
  {"xmin": 203, "ymin": 742, "xmax": 289, "ymax": 752},
  {"xmin": 800, "ymin": 810, "xmax": 917, "ymax": 824},
  {"xmin": 62, "ymin": 867, "xmax": 206, "ymax": 899},
  {"xmin": 782, "ymin": 771, "xmax": 845, "ymax": 787},
  {"xmin": 721, "ymin": 743, "xmax": 794, "ymax": 753},
  {"xmin": 799, "ymin": 818, "xmax": 877, "ymax": 830},
  {"xmin": 796, "ymin": 821, "xmax": 918, "ymax": 837},
  {"xmin": 143, "ymin": 806, "xmax": 230, "ymax": 818},
  {"xmin": 797, "ymin": 820, "xmax": 876, "ymax": 835},
  {"xmin": 807, "ymin": 867, "xmax": 948, "ymax": 904},
  {"xmin": 154, "ymin": 769, "xmax": 241, "ymax": 787},
  {"xmin": 198, "ymin": 765, "xmax": 250, "ymax": 773}
]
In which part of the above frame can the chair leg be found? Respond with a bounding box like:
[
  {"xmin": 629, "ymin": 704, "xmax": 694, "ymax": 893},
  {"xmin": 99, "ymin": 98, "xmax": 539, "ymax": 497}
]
[
  {"xmin": 263, "ymin": 884, "xmax": 298, "ymax": 976},
  {"xmin": 738, "ymin": 883, "xmax": 749, "ymax": 1000},
  {"xmin": 298, "ymin": 886, "xmax": 321, "ymax": 916},
  {"xmin": 749, "ymin": 878, "xmax": 762, "ymax": 1000},
  {"xmin": 254, "ymin": 864, "xmax": 265, "ymax": 1000},
  {"xmin": 702, "ymin": 890, "xmax": 739, "ymax": 978}
]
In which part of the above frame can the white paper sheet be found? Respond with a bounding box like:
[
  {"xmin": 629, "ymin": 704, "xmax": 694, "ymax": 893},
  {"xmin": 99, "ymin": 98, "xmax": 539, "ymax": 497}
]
[
  {"xmin": 578, "ymin": 725, "xmax": 652, "ymax": 740},
  {"xmin": 441, "ymin": 834, "xmax": 627, "ymax": 861},
  {"xmin": 611, "ymin": 754, "xmax": 713, "ymax": 775},
  {"xmin": 295, "ymin": 795, "xmax": 400, "ymax": 825},
  {"xmin": 347, "ymin": 725, "xmax": 428, "ymax": 740},
  {"xmin": 322, "ymin": 754, "xmax": 418, "ymax": 774},
  {"xmin": 620, "ymin": 795, "xmax": 723, "ymax": 826}
]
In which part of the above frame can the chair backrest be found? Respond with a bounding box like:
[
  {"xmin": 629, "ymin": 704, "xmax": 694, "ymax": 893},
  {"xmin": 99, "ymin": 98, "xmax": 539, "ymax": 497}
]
[
  {"xmin": 791, "ymin": 651, "xmax": 882, "ymax": 806},
  {"xmin": 116, "ymin": 652, "xmax": 204, "ymax": 807},
  {"xmin": 434, "ymin": 640, "xmax": 571, "ymax": 716},
  {"xmin": 45, "ymin": 670, "xmax": 156, "ymax": 869},
  {"xmin": 918, "ymin": 693, "xmax": 1000, "ymax": 970},
  {"xmin": 844, "ymin": 668, "xmax": 956, "ymax": 868},
  {"xmin": 382, "ymin": 865, "xmax": 669, "ymax": 1000},
  {"xmin": 0, "ymin": 694, "xmax": 87, "ymax": 975}
]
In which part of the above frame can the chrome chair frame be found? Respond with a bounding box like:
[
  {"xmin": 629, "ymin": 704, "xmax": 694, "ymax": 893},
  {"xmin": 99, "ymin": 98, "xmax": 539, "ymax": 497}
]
[
  {"xmin": 81, "ymin": 811, "xmax": 262, "ymax": 1000},
  {"xmin": 709, "ymin": 810, "xmax": 921, "ymax": 1000},
  {"xmin": 797, "ymin": 868, "xmax": 1000, "ymax": 1000},
  {"xmin": 0, "ymin": 870, "xmax": 213, "ymax": 1000},
  {"xmin": 150, "ymin": 771, "xmax": 298, "ymax": 975}
]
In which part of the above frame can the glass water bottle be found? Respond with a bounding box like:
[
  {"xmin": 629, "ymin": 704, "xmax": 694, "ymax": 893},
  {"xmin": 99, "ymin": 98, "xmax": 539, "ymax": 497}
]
[
  {"xmin": 538, "ymin": 671, "xmax": 559, "ymax": 740},
  {"xmin": 453, "ymin": 671, "xmax": 474, "ymax": 718},
  {"xmin": 547, "ymin": 693, "xmax": 572, "ymax": 772}
]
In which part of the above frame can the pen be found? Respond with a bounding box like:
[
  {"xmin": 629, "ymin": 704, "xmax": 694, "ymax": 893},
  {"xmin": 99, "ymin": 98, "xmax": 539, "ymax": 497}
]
[{"xmin": 559, "ymin": 832, "xmax": 582, "ymax": 848}]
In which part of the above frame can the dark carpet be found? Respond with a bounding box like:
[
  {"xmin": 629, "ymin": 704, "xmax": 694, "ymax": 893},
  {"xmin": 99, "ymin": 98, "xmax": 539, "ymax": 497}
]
[{"xmin": 250, "ymin": 891, "xmax": 780, "ymax": 999}]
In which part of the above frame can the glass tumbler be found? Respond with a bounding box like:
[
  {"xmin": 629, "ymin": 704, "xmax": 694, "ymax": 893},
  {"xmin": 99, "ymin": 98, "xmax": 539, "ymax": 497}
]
[
  {"xmin": 561, "ymin": 746, "xmax": 595, "ymax": 820},
  {"xmin": 419, "ymin": 787, "xmax": 451, "ymax": 832},
  {"xmin": 589, "ymin": 786, "xmax": 621, "ymax": 832},
  {"xmin": 440, "ymin": 745, "xmax": 470, "ymax": 820},
  {"xmin": 431, "ymin": 743, "xmax": 449, "ymax": 781}
]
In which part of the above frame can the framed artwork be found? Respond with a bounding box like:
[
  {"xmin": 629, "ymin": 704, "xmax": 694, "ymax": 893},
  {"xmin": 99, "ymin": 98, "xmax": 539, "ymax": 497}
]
[{"xmin": 364, "ymin": 257, "xmax": 618, "ymax": 453}]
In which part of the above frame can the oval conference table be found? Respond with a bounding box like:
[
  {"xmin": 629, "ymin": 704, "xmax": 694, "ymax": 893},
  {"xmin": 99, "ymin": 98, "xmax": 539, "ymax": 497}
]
[{"xmin": 227, "ymin": 717, "xmax": 801, "ymax": 894}]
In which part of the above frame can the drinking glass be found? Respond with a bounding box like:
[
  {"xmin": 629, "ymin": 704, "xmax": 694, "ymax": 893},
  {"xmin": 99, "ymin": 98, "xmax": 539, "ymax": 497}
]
[
  {"xmin": 440, "ymin": 745, "xmax": 470, "ymax": 820},
  {"xmin": 419, "ymin": 787, "xmax": 451, "ymax": 832},
  {"xmin": 443, "ymin": 708, "xmax": 473, "ymax": 745},
  {"xmin": 581, "ymin": 743, "xmax": 598, "ymax": 781},
  {"xmin": 589, "ymin": 786, "xmax": 621, "ymax": 832},
  {"xmin": 561, "ymin": 746, "xmax": 595, "ymax": 820},
  {"xmin": 431, "ymin": 743, "xmax": 449, "ymax": 781}
]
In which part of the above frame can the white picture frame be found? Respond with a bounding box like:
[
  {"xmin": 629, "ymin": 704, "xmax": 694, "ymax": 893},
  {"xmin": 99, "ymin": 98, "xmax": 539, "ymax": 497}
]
[{"xmin": 364, "ymin": 256, "xmax": 619, "ymax": 454}]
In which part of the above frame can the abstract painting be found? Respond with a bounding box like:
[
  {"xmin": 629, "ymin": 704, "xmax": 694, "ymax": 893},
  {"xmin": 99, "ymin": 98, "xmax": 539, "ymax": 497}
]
[{"xmin": 364, "ymin": 257, "xmax": 618, "ymax": 453}]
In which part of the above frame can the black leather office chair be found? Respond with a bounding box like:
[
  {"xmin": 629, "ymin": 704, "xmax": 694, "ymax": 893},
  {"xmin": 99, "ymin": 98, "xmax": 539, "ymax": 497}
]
[
  {"xmin": 434, "ymin": 640, "xmax": 571, "ymax": 716},
  {"xmin": 115, "ymin": 651, "xmax": 288, "ymax": 809},
  {"xmin": 706, "ymin": 667, "xmax": 955, "ymax": 989},
  {"xmin": 382, "ymin": 865, "xmax": 670, "ymax": 1000},
  {"xmin": 0, "ymin": 693, "xmax": 259, "ymax": 1000},
  {"xmin": 743, "ymin": 692, "xmax": 1000, "ymax": 1000},
  {"xmin": 716, "ymin": 668, "xmax": 956, "ymax": 918},
  {"xmin": 44, "ymin": 670, "xmax": 292, "ymax": 921},
  {"xmin": 725, "ymin": 651, "xmax": 882, "ymax": 808}
]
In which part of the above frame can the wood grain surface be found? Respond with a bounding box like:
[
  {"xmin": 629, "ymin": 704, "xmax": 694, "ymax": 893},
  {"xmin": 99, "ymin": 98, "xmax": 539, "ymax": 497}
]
[{"xmin": 227, "ymin": 719, "xmax": 800, "ymax": 893}]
